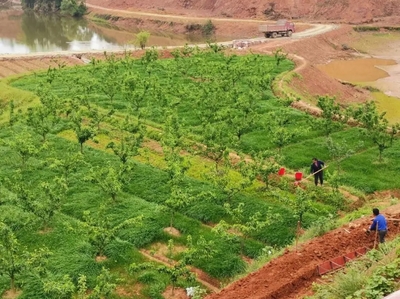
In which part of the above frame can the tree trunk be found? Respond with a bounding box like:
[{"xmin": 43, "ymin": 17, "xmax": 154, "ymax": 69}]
[
  {"xmin": 170, "ymin": 210, "xmax": 174, "ymax": 229},
  {"xmin": 10, "ymin": 273, "xmax": 15, "ymax": 292}
]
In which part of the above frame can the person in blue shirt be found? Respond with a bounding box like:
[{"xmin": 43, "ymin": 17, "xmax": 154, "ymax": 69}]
[
  {"xmin": 368, "ymin": 208, "xmax": 388, "ymax": 243},
  {"xmin": 310, "ymin": 158, "xmax": 325, "ymax": 186}
]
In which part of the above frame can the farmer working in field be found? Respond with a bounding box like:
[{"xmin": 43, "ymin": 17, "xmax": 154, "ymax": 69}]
[
  {"xmin": 310, "ymin": 157, "xmax": 325, "ymax": 186},
  {"xmin": 367, "ymin": 208, "xmax": 388, "ymax": 243}
]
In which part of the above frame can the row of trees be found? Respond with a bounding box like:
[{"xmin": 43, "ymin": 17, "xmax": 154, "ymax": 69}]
[{"xmin": 317, "ymin": 96, "xmax": 399, "ymax": 163}]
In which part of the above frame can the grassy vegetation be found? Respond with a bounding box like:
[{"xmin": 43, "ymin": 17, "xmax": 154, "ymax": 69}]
[
  {"xmin": 1, "ymin": 45, "xmax": 400, "ymax": 298},
  {"xmin": 353, "ymin": 26, "xmax": 380, "ymax": 32},
  {"xmin": 307, "ymin": 237, "xmax": 400, "ymax": 299},
  {"xmin": 372, "ymin": 91, "xmax": 400, "ymax": 124},
  {"xmin": 354, "ymin": 26, "xmax": 400, "ymax": 32},
  {"xmin": 350, "ymin": 32, "xmax": 400, "ymax": 55},
  {"xmin": 0, "ymin": 127, "xmax": 251, "ymax": 297}
]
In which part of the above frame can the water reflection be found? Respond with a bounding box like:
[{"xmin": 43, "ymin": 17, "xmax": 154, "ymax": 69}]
[
  {"xmin": 0, "ymin": 9, "xmax": 219, "ymax": 54},
  {"xmin": 0, "ymin": 11, "xmax": 128, "ymax": 54}
]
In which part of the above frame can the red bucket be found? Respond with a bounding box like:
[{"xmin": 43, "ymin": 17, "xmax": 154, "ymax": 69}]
[
  {"xmin": 295, "ymin": 172, "xmax": 303, "ymax": 181},
  {"xmin": 278, "ymin": 167, "xmax": 285, "ymax": 176}
]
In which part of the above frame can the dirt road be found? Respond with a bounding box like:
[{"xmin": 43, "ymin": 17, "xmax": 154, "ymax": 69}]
[
  {"xmin": 86, "ymin": 2, "xmax": 338, "ymax": 43},
  {"xmin": 86, "ymin": 3, "xmax": 267, "ymax": 23}
]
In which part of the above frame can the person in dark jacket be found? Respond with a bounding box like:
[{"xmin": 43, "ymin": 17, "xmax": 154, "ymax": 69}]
[
  {"xmin": 310, "ymin": 158, "xmax": 324, "ymax": 186},
  {"xmin": 368, "ymin": 208, "xmax": 388, "ymax": 243}
]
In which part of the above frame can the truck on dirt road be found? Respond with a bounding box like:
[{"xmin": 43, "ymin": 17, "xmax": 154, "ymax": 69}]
[{"xmin": 259, "ymin": 19, "xmax": 295, "ymax": 38}]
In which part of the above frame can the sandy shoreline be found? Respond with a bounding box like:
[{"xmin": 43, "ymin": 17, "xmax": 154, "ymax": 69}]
[
  {"xmin": 374, "ymin": 60, "xmax": 400, "ymax": 99},
  {"xmin": 368, "ymin": 39, "xmax": 400, "ymax": 99}
]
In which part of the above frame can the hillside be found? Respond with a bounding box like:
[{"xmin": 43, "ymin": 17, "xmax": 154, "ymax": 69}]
[
  {"xmin": 87, "ymin": 0, "xmax": 400, "ymax": 23},
  {"xmin": 2, "ymin": 1, "xmax": 400, "ymax": 298}
]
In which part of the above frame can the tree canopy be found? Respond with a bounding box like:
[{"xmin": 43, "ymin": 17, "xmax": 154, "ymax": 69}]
[{"xmin": 23, "ymin": 0, "xmax": 87, "ymax": 17}]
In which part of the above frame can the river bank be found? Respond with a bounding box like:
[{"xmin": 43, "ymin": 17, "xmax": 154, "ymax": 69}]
[
  {"xmin": 372, "ymin": 40, "xmax": 400, "ymax": 99},
  {"xmin": 371, "ymin": 38, "xmax": 400, "ymax": 123},
  {"xmin": 314, "ymin": 31, "xmax": 400, "ymax": 123}
]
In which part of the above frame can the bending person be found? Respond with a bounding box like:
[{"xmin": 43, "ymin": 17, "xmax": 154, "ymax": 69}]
[{"xmin": 368, "ymin": 208, "xmax": 388, "ymax": 243}]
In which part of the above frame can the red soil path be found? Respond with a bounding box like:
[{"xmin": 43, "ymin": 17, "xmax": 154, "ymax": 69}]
[{"xmin": 206, "ymin": 211, "xmax": 400, "ymax": 299}]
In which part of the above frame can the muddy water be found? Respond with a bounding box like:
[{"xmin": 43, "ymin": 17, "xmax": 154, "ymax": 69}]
[
  {"xmin": 0, "ymin": 10, "xmax": 128, "ymax": 54},
  {"xmin": 317, "ymin": 58, "xmax": 397, "ymax": 83},
  {"xmin": 0, "ymin": 9, "xmax": 206, "ymax": 54},
  {"xmin": 371, "ymin": 38, "xmax": 400, "ymax": 100},
  {"xmin": 317, "ymin": 33, "xmax": 400, "ymax": 104},
  {"xmin": 317, "ymin": 55, "xmax": 400, "ymax": 123}
]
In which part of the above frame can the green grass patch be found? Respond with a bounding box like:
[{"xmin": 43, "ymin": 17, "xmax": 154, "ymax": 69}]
[
  {"xmin": 372, "ymin": 91, "xmax": 400, "ymax": 124},
  {"xmin": 307, "ymin": 238, "xmax": 400, "ymax": 299}
]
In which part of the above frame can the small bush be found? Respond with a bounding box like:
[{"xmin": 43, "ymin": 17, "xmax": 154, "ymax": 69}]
[
  {"xmin": 202, "ymin": 20, "xmax": 216, "ymax": 36},
  {"xmin": 95, "ymin": 14, "xmax": 107, "ymax": 19},
  {"xmin": 301, "ymin": 215, "xmax": 336, "ymax": 240},
  {"xmin": 353, "ymin": 26, "xmax": 380, "ymax": 32},
  {"xmin": 60, "ymin": 0, "xmax": 87, "ymax": 17},
  {"xmin": 147, "ymin": 129, "xmax": 163, "ymax": 141},
  {"xmin": 135, "ymin": 31, "xmax": 151, "ymax": 50},
  {"xmin": 363, "ymin": 85, "xmax": 380, "ymax": 92},
  {"xmin": 185, "ymin": 23, "xmax": 202, "ymax": 32},
  {"xmin": 137, "ymin": 271, "xmax": 158, "ymax": 283},
  {"xmin": 383, "ymin": 26, "xmax": 400, "ymax": 31},
  {"xmin": 341, "ymin": 43, "xmax": 350, "ymax": 50},
  {"xmin": 185, "ymin": 20, "xmax": 215, "ymax": 36},
  {"xmin": 93, "ymin": 14, "xmax": 120, "ymax": 21},
  {"xmin": 221, "ymin": 12, "xmax": 232, "ymax": 18},
  {"xmin": 310, "ymin": 265, "xmax": 367, "ymax": 299},
  {"xmin": 143, "ymin": 282, "xmax": 166, "ymax": 299}
]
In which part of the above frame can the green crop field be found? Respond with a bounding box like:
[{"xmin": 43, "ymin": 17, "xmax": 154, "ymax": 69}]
[{"xmin": 0, "ymin": 46, "xmax": 399, "ymax": 298}]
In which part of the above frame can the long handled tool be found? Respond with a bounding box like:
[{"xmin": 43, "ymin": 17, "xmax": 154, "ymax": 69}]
[
  {"xmin": 296, "ymin": 221, "xmax": 301, "ymax": 252},
  {"xmin": 303, "ymin": 165, "xmax": 329, "ymax": 181},
  {"xmin": 373, "ymin": 221, "xmax": 379, "ymax": 249}
]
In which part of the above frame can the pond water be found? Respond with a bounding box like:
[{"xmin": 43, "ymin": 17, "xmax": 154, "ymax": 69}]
[
  {"xmin": 317, "ymin": 56, "xmax": 400, "ymax": 124},
  {"xmin": 317, "ymin": 58, "xmax": 397, "ymax": 83},
  {"xmin": 0, "ymin": 8, "xmax": 207, "ymax": 54}
]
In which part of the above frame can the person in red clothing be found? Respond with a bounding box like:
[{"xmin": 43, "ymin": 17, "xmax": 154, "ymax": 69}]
[{"xmin": 310, "ymin": 158, "xmax": 325, "ymax": 186}]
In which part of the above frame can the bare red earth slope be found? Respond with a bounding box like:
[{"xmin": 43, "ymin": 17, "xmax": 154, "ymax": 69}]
[
  {"xmin": 88, "ymin": 0, "xmax": 400, "ymax": 23},
  {"xmin": 205, "ymin": 215, "xmax": 400, "ymax": 299}
]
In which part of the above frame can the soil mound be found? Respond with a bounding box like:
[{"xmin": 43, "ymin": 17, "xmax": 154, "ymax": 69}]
[{"xmin": 87, "ymin": 0, "xmax": 400, "ymax": 23}]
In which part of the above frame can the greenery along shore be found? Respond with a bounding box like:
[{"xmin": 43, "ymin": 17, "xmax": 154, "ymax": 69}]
[
  {"xmin": 22, "ymin": 0, "xmax": 87, "ymax": 17},
  {"xmin": 0, "ymin": 45, "xmax": 399, "ymax": 298}
]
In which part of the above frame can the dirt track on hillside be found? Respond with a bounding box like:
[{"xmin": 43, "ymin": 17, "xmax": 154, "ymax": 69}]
[
  {"xmin": 86, "ymin": 3, "xmax": 266, "ymax": 23},
  {"xmin": 86, "ymin": 0, "xmax": 400, "ymax": 23}
]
